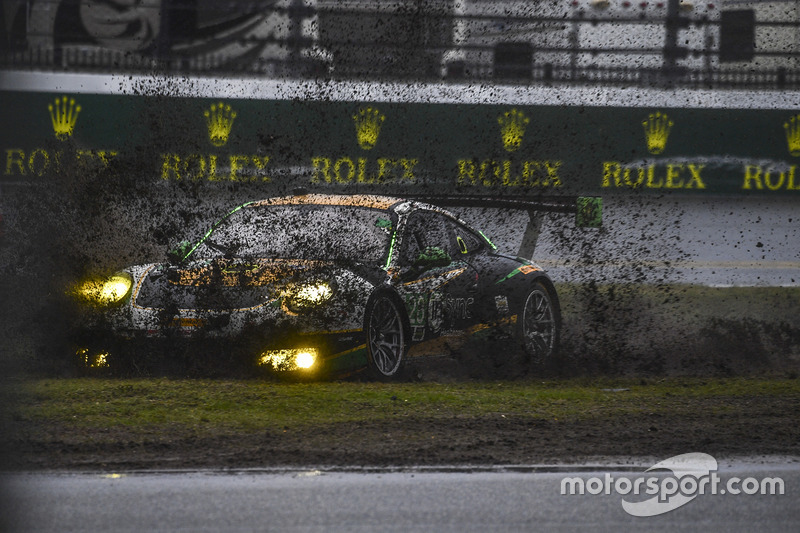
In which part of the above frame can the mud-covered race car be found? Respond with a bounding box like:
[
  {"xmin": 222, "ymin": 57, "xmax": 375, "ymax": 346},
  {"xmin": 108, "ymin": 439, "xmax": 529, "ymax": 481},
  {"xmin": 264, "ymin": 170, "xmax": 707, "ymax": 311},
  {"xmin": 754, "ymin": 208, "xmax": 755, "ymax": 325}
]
[{"xmin": 71, "ymin": 193, "xmax": 561, "ymax": 379}]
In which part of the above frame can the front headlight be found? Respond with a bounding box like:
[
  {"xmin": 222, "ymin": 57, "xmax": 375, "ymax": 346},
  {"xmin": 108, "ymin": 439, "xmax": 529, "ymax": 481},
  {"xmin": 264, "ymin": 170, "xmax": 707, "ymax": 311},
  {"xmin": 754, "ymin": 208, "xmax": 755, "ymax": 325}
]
[
  {"xmin": 282, "ymin": 280, "xmax": 334, "ymax": 314},
  {"xmin": 74, "ymin": 272, "xmax": 134, "ymax": 307}
]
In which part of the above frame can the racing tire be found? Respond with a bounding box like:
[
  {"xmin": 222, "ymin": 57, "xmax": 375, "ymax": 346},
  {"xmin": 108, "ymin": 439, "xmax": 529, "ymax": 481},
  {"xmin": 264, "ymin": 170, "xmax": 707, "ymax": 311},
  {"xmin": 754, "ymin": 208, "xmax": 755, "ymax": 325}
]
[
  {"xmin": 364, "ymin": 291, "xmax": 410, "ymax": 380},
  {"xmin": 516, "ymin": 279, "xmax": 561, "ymax": 368}
]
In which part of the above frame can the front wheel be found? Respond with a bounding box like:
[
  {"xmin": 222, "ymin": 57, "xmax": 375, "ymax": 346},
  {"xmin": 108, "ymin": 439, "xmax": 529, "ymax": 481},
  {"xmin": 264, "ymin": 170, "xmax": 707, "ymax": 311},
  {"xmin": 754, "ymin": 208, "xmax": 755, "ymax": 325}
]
[
  {"xmin": 517, "ymin": 280, "xmax": 560, "ymax": 366},
  {"xmin": 365, "ymin": 292, "xmax": 409, "ymax": 380}
]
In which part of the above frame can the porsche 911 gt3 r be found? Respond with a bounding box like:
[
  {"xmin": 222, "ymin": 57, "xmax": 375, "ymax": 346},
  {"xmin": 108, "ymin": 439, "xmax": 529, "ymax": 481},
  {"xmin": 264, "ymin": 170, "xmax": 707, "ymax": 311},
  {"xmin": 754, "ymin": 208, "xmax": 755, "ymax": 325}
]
[{"xmin": 71, "ymin": 193, "xmax": 561, "ymax": 379}]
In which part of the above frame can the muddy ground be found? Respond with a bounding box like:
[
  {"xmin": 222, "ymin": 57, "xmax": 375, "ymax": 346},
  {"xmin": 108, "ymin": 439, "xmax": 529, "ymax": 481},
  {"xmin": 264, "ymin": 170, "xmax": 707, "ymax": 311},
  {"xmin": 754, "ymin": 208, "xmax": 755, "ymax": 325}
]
[{"xmin": 3, "ymin": 374, "xmax": 799, "ymax": 472}]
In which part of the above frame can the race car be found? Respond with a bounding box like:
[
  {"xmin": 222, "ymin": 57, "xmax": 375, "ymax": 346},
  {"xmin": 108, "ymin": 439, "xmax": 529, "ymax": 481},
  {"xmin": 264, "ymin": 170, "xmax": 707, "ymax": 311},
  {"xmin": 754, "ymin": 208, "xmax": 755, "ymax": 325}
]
[{"xmin": 71, "ymin": 193, "xmax": 561, "ymax": 379}]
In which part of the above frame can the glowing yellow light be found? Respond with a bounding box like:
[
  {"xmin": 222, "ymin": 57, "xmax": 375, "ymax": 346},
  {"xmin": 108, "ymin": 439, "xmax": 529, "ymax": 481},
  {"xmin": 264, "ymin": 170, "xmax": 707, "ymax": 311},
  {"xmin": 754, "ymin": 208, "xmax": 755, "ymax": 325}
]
[
  {"xmin": 99, "ymin": 275, "xmax": 130, "ymax": 301},
  {"xmin": 283, "ymin": 281, "xmax": 333, "ymax": 314},
  {"xmin": 295, "ymin": 283, "xmax": 332, "ymax": 304},
  {"xmin": 77, "ymin": 272, "xmax": 133, "ymax": 306},
  {"xmin": 295, "ymin": 351, "xmax": 315, "ymax": 369},
  {"xmin": 77, "ymin": 348, "xmax": 110, "ymax": 368},
  {"xmin": 259, "ymin": 348, "xmax": 318, "ymax": 371},
  {"xmin": 93, "ymin": 351, "xmax": 109, "ymax": 368}
]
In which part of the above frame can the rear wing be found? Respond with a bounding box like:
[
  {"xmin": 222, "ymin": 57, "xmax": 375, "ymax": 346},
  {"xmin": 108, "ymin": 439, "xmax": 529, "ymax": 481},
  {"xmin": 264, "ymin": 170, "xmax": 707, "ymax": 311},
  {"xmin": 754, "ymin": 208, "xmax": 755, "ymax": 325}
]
[
  {"xmin": 404, "ymin": 195, "xmax": 602, "ymax": 227},
  {"xmin": 402, "ymin": 195, "xmax": 602, "ymax": 259}
]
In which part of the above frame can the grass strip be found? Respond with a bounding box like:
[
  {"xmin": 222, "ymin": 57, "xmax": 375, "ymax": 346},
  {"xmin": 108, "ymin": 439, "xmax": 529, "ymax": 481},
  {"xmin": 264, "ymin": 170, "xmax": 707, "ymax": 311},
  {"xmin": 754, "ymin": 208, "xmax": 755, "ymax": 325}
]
[{"xmin": 4, "ymin": 377, "xmax": 799, "ymax": 436}]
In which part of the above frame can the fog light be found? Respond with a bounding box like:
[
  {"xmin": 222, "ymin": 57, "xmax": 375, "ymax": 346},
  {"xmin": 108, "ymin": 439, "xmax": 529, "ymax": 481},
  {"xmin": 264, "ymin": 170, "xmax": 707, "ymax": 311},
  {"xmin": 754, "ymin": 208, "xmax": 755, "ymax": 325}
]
[
  {"xmin": 77, "ymin": 348, "xmax": 109, "ymax": 368},
  {"xmin": 259, "ymin": 348, "xmax": 318, "ymax": 371},
  {"xmin": 295, "ymin": 351, "xmax": 315, "ymax": 369}
]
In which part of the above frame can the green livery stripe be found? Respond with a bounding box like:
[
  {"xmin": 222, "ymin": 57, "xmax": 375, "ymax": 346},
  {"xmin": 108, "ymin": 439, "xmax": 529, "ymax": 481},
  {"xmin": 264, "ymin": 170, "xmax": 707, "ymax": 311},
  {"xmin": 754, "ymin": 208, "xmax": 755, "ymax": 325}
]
[
  {"xmin": 495, "ymin": 268, "xmax": 521, "ymax": 284},
  {"xmin": 325, "ymin": 344, "xmax": 368, "ymax": 373}
]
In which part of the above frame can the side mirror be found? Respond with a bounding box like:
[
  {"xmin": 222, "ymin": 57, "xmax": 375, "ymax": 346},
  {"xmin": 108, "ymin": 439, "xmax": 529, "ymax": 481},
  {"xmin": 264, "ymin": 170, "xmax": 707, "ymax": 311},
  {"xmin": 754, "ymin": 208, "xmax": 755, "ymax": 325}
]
[
  {"xmin": 414, "ymin": 246, "xmax": 452, "ymax": 270},
  {"xmin": 167, "ymin": 240, "xmax": 193, "ymax": 264}
]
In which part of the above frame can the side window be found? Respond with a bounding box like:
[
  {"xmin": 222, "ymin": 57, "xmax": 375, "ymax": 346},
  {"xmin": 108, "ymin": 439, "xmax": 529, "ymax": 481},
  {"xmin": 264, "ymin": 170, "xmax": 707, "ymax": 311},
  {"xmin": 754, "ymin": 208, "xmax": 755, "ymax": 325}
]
[
  {"xmin": 450, "ymin": 222, "xmax": 483, "ymax": 256},
  {"xmin": 400, "ymin": 211, "xmax": 457, "ymax": 265},
  {"xmin": 400, "ymin": 214, "xmax": 424, "ymax": 265}
]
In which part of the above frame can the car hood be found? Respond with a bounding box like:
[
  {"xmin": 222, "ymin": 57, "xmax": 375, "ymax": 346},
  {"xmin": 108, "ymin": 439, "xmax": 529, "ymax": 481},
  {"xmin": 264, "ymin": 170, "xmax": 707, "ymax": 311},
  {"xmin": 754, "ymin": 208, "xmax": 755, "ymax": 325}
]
[{"xmin": 133, "ymin": 258, "xmax": 345, "ymax": 311}]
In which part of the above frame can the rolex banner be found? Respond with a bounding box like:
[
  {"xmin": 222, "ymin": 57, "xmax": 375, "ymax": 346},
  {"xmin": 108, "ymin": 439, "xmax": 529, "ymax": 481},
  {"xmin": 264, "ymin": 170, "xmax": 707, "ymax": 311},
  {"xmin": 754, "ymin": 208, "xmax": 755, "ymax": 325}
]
[{"xmin": 2, "ymin": 90, "xmax": 799, "ymax": 197}]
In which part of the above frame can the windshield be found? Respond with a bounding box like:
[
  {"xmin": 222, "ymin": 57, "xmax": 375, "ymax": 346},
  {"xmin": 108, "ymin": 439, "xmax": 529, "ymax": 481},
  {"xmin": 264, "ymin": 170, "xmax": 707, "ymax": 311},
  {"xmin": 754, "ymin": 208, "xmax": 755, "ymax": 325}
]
[{"xmin": 192, "ymin": 204, "xmax": 396, "ymax": 264}]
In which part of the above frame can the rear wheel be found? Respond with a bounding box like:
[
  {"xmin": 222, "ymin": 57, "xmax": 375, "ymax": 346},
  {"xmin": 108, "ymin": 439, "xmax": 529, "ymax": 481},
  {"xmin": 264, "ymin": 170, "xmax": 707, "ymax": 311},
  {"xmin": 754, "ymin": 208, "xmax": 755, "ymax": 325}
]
[
  {"xmin": 517, "ymin": 280, "xmax": 560, "ymax": 366},
  {"xmin": 365, "ymin": 292, "xmax": 409, "ymax": 380}
]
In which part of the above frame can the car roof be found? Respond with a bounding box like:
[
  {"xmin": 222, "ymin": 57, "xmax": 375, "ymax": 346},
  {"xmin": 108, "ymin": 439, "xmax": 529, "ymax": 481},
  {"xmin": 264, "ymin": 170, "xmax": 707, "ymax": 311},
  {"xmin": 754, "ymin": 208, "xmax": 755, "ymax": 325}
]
[
  {"xmin": 248, "ymin": 193, "xmax": 403, "ymax": 211},
  {"xmin": 233, "ymin": 194, "xmax": 494, "ymax": 251}
]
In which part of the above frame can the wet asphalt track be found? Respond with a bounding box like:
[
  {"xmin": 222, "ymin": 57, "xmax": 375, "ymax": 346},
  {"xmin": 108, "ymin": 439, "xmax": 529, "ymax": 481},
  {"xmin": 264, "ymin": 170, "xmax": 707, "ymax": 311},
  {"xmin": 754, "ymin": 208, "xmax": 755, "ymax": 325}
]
[
  {"xmin": 2, "ymin": 460, "xmax": 798, "ymax": 533},
  {"xmin": 453, "ymin": 196, "xmax": 799, "ymax": 288}
]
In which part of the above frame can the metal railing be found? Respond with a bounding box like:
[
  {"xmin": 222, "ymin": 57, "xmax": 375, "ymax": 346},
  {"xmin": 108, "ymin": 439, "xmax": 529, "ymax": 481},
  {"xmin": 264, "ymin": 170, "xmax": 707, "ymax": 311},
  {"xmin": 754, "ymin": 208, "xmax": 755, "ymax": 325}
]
[{"xmin": 1, "ymin": 0, "xmax": 798, "ymax": 89}]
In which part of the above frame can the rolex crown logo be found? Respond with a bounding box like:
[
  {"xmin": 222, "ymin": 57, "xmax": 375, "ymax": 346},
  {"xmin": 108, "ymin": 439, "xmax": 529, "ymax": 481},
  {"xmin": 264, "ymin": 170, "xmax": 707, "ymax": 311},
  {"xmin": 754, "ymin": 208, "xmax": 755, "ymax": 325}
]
[
  {"xmin": 642, "ymin": 112, "xmax": 674, "ymax": 155},
  {"xmin": 784, "ymin": 114, "xmax": 800, "ymax": 157},
  {"xmin": 353, "ymin": 107, "xmax": 385, "ymax": 150},
  {"xmin": 498, "ymin": 109, "xmax": 529, "ymax": 152},
  {"xmin": 48, "ymin": 96, "xmax": 81, "ymax": 140},
  {"xmin": 204, "ymin": 102, "xmax": 237, "ymax": 147}
]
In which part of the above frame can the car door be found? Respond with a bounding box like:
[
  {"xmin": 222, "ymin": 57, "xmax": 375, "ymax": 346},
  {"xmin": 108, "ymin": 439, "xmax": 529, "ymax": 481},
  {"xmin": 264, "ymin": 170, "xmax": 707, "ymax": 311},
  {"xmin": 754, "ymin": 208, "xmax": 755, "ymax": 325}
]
[
  {"xmin": 398, "ymin": 210, "xmax": 478, "ymax": 340},
  {"xmin": 446, "ymin": 218, "xmax": 508, "ymax": 326}
]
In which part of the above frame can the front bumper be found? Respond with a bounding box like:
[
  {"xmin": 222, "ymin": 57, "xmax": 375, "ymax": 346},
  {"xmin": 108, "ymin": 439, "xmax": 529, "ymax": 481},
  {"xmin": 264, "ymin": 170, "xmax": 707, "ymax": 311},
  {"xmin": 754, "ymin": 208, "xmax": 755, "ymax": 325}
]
[{"xmin": 69, "ymin": 318, "xmax": 368, "ymax": 377}]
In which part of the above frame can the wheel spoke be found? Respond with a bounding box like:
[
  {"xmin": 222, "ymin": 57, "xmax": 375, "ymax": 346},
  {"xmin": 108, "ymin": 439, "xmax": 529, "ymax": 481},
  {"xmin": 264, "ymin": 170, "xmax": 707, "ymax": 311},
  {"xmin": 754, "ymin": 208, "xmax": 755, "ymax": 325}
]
[
  {"xmin": 368, "ymin": 296, "xmax": 406, "ymax": 376},
  {"xmin": 521, "ymin": 287, "xmax": 556, "ymax": 359},
  {"xmin": 381, "ymin": 313, "xmax": 399, "ymax": 332},
  {"xmin": 374, "ymin": 303, "xmax": 388, "ymax": 326},
  {"xmin": 379, "ymin": 339, "xmax": 399, "ymax": 352},
  {"xmin": 375, "ymin": 346, "xmax": 390, "ymax": 372},
  {"xmin": 378, "ymin": 346, "xmax": 397, "ymax": 371},
  {"xmin": 529, "ymin": 333, "xmax": 549, "ymax": 355}
]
